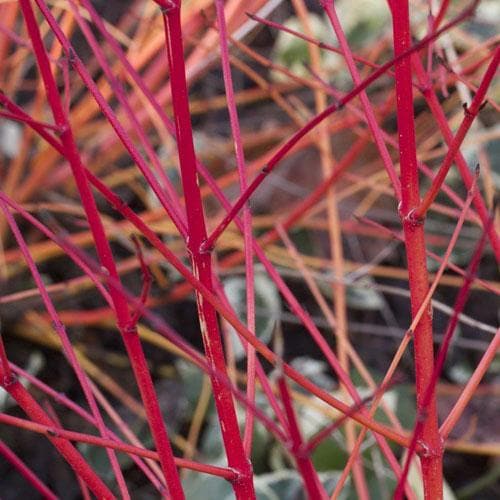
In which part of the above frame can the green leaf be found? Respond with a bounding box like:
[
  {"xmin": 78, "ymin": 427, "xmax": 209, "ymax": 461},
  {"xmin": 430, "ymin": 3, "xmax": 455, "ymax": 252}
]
[
  {"xmin": 176, "ymin": 359, "xmax": 207, "ymax": 413},
  {"xmin": 255, "ymin": 470, "xmax": 341, "ymax": 500},
  {"xmin": 346, "ymin": 279, "xmax": 384, "ymax": 310},
  {"xmin": 290, "ymin": 357, "xmax": 335, "ymax": 391},
  {"xmin": 312, "ymin": 438, "xmax": 349, "ymax": 472},
  {"xmin": 223, "ymin": 272, "xmax": 281, "ymax": 360},
  {"xmin": 182, "ymin": 472, "xmax": 233, "ymax": 500},
  {"xmin": 270, "ymin": 13, "xmax": 342, "ymax": 83},
  {"xmin": 393, "ymin": 384, "xmax": 416, "ymax": 428}
]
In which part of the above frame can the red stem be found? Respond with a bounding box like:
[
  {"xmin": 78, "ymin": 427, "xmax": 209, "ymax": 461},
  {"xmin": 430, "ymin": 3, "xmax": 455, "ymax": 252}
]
[
  {"xmin": 0, "ymin": 439, "xmax": 58, "ymax": 500},
  {"xmin": 395, "ymin": 189, "xmax": 492, "ymax": 499},
  {"xmin": 20, "ymin": 1, "xmax": 184, "ymax": 496},
  {"xmin": 321, "ymin": 0, "xmax": 401, "ymax": 199},
  {"xmin": 0, "ymin": 412, "xmax": 237, "ymax": 481},
  {"xmin": 10, "ymin": 363, "xmax": 166, "ymax": 493},
  {"xmin": 389, "ymin": 1, "xmax": 442, "ymax": 497},
  {"xmin": 413, "ymin": 48, "xmax": 500, "ymax": 221},
  {"xmin": 0, "ymin": 374, "xmax": 114, "ymax": 498},
  {"xmin": 0, "ymin": 198, "xmax": 129, "ymax": 497},
  {"xmin": 215, "ymin": 0, "xmax": 257, "ymax": 457},
  {"xmin": 277, "ymin": 375, "xmax": 328, "ymax": 499},
  {"xmin": 433, "ymin": 0, "xmax": 451, "ymax": 29},
  {"xmin": 159, "ymin": 4, "xmax": 255, "ymax": 497},
  {"xmin": 202, "ymin": 1, "xmax": 478, "ymax": 252}
]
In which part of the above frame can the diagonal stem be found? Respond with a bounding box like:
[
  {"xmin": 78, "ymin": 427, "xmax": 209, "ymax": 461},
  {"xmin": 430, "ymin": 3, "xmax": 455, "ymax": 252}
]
[
  {"xmin": 201, "ymin": 1, "xmax": 479, "ymax": 252},
  {"xmin": 413, "ymin": 48, "xmax": 500, "ymax": 221},
  {"xmin": 20, "ymin": 1, "xmax": 184, "ymax": 496}
]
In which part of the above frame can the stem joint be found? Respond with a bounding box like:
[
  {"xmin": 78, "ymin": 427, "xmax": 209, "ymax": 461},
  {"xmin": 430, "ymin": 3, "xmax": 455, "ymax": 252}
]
[
  {"xmin": 158, "ymin": 0, "xmax": 177, "ymax": 14},
  {"xmin": 2, "ymin": 373, "xmax": 17, "ymax": 389},
  {"xmin": 231, "ymin": 461, "xmax": 253, "ymax": 485},
  {"xmin": 198, "ymin": 239, "xmax": 213, "ymax": 254},
  {"xmin": 399, "ymin": 207, "xmax": 425, "ymax": 228},
  {"xmin": 51, "ymin": 320, "xmax": 64, "ymax": 332},
  {"xmin": 416, "ymin": 437, "xmax": 443, "ymax": 459},
  {"xmin": 46, "ymin": 428, "xmax": 59, "ymax": 438},
  {"xmin": 65, "ymin": 47, "xmax": 77, "ymax": 69},
  {"xmin": 261, "ymin": 164, "xmax": 271, "ymax": 175},
  {"xmin": 54, "ymin": 124, "xmax": 68, "ymax": 136},
  {"xmin": 462, "ymin": 102, "xmax": 472, "ymax": 118},
  {"xmin": 122, "ymin": 323, "xmax": 138, "ymax": 335}
]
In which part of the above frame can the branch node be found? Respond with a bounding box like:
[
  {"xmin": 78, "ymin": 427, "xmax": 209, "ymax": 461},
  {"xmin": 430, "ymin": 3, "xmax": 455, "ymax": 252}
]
[
  {"xmin": 474, "ymin": 162, "xmax": 481, "ymax": 178},
  {"xmin": 66, "ymin": 47, "xmax": 77, "ymax": 68},
  {"xmin": 159, "ymin": 0, "xmax": 177, "ymax": 14},
  {"xmin": 404, "ymin": 208, "xmax": 425, "ymax": 227},
  {"xmin": 261, "ymin": 164, "xmax": 272, "ymax": 175},
  {"xmin": 231, "ymin": 462, "xmax": 253, "ymax": 484},
  {"xmin": 2, "ymin": 373, "xmax": 17, "ymax": 388},
  {"xmin": 123, "ymin": 323, "xmax": 138, "ymax": 335},
  {"xmin": 417, "ymin": 438, "xmax": 443, "ymax": 458},
  {"xmin": 51, "ymin": 320, "xmax": 64, "ymax": 332},
  {"xmin": 199, "ymin": 239, "xmax": 213, "ymax": 254},
  {"xmin": 100, "ymin": 266, "xmax": 110, "ymax": 278},
  {"xmin": 416, "ymin": 439, "xmax": 430, "ymax": 457},
  {"xmin": 186, "ymin": 237, "xmax": 203, "ymax": 257},
  {"xmin": 54, "ymin": 124, "xmax": 68, "ymax": 136},
  {"xmin": 417, "ymin": 81, "xmax": 431, "ymax": 95}
]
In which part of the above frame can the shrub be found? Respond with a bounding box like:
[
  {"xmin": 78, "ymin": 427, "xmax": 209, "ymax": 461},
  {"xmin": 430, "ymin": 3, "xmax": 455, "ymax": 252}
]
[{"xmin": 0, "ymin": 0, "xmax": 498, "ymax": 498}]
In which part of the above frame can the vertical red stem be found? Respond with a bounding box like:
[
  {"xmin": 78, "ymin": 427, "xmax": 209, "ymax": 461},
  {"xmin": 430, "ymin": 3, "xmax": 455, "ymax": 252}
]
[
  {"xmin": 159, "ymin": 3, "xmax": 254, "ymax": 498},
  {"xmin": 214, "ymin": 0, "xmax": 257, "ymax": 456},
  {"xmin": 389, "ymin": 1, "xmax": 443, "ymax": 498},
  {"xmin": 397, "ymin": 195, "xmax": 491, "ymax": 497}
]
